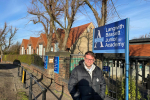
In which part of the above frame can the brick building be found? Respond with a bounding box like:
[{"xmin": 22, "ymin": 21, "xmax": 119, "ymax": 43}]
[{"xmin": 20, "ymin": 22, "xmax": 94, "ymax": 55}]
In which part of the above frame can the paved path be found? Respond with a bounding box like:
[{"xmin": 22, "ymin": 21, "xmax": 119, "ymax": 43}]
[
  {"xmin": 0, "ymin": 63, "xmax": 112, "ymax": 100},
  {"xmin": 0, "ymin": 63, "xmax": 72, "ymax": 100}
]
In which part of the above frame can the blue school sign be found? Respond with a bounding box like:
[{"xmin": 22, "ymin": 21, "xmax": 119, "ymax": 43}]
[
  {"xmin": 93, "ymin": 18, "xmax": 130, "ymax": 100},
  {"xmin": 54, "ymin": 56, "xmax": 59, "ymax": 74},
  {"xmin": 44, "ymin": 56, "xmax": 48, "ymax": 69},
  {"xmin": 93, "ymin": 19, "xmax": 126, "ymax": 53}
]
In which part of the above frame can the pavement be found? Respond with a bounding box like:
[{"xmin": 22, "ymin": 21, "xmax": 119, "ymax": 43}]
[{"xmin": 0, "ymin": 63, "xmax": 113, "ymax": 100}]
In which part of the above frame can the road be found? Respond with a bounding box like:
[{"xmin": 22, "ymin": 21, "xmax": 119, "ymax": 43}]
[{"xmin": 0, "ymin": 64, "xmax": 17, "ymax": 100}]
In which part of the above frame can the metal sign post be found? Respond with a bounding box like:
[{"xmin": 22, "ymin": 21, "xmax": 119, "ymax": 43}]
[{"xmin": 125, "ymin": 18, "xmax": 129, "ymax": 100}]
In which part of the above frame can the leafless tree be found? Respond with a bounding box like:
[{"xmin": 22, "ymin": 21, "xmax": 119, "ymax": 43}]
[
  {"xmin": 82, "ymin": 0, "xmax": 108, "ymax": 27},
  {"xmin": 4, "ymin": 41, "xmax": 21, "ymax": 54},
  {"xmin": 82, "ymin": 0, "xmax": 121, "ymax": 27},
  {"xmin": 0, "ymin": 22, "xmax": 17, "ymax": 56},
  {"xmin": 28, "ymin": 0, "xmax": 84, "ymax": 51}
]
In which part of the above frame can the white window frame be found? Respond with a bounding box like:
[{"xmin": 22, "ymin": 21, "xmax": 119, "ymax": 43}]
[
  {"xmin": 39, "ymin": 44, "xmax": 43, "ymax": 56},
  {"xmin": 22, "ymin": 47, "xmax": 24, "ymax": 55},
  {"xmin": 28, "ymin": 46, "xmax": 31, "ymax": 55},
  {"xmin": 51, "ymin": 47, "xmax": 53, "ymax": 52}
]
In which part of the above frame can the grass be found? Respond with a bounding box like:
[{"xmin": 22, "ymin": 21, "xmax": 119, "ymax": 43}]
[{"xmin": 17, "ymin": 90, "xmax": 28, "ymax": 100}]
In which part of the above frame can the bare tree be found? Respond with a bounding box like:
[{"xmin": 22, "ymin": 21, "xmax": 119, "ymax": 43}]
[
  {"xmin": 0, "ymin": 22, "xmax": 17, "ymax": 56},
  {"xmin": 83, "ymin": 0, "xmax": 108, "ymax": 27},
  {"xmin": 5, "ymin": 41, "xmax": 21, "ymax": 54},
  {"xmin": 28, "ymin": 0, "xmax": 84, "ymax": 51},
  {"xmin": 27, "ymin": 0, "xmax": 59, "ymax": 52}
]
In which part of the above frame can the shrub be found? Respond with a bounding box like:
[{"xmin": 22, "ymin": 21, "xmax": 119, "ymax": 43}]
[{"xmin": 117, "ymin": 76, "xmax": 141, "ymax": 100}]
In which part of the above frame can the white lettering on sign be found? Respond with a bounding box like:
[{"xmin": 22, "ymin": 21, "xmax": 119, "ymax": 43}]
[
  {"xmin": 106, "ymin": 24, "xmax": 124, "ymax": 33},
  {"xmin": 105, "ymin": 42, "xmax": 125, "ymax": 48},
  {"xmin": 94, "ymin": 30, "xmax": 104, "ymax": 48}
]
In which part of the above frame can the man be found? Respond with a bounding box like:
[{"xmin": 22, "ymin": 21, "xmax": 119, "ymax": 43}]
[{"xmin": 68, "ymin": 51, "xmax": 106, "ymax": 100}]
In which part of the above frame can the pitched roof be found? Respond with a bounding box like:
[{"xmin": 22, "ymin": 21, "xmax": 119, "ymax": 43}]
[
  {"xmin": 29, "ymin": 37, "xmax": 40, "ymax": 49},
  {"xmin": 67, "ymin": 23, "xmax": 92, "ymax": 48},
  {"xmin": 22, "ymin": 39, "xmax": 29, "ymax": 49},
  {"xmin": 129, "ymin": 44, "xmax": 150, "ymax": 56},
  {"xmin": 41, "ymin": 33, "xmax": 47, "ymax": 45},
  {"xmin": 53, "ymin": 22, "xmax": 92, "ymax": 48}
]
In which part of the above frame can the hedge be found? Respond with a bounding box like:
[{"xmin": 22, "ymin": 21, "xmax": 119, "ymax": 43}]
[{"xmin": 2, "ymin": 55, "xmax": 34, "ymax": 65}]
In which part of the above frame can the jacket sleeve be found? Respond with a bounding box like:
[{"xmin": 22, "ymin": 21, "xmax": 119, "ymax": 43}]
[
  {"xmin": 68, "ymin": 68, "xmax": 81, "ymax": 100},
  {"xmin": 99, "ymin": 68, "xmax": 106, "ymax": 99}
]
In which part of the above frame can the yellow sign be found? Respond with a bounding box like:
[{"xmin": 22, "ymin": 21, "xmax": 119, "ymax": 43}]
[{"xmin": 22, "ymin": 71, "xmax": 25, "ymax": 83}]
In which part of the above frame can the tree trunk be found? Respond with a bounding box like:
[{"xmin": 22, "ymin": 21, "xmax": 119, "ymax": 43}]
[
  {"xmin": 46, "ymin": 36, "xmax": 52, "ymax": 52},
  {"xmin": 99, "ymin": 0, "xmax": 107, "ymax": 27},
  {"xmin": 61, "ymin": 30, "xmax": 70, "ymax": 51}
]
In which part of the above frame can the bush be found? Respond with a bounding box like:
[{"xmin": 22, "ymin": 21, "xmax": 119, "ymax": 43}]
[
  {"xmin": 117, "ymin": 76, "xmax": 141, "ymax": 100},
  {"xmin": 2, "ymin": 55, "xmax": 34, "ymax": 65}
]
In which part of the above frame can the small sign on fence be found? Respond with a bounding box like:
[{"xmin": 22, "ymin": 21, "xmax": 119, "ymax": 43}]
[
  {"xmin": 54, "ymin": 56, "xmax": 59, "ymax": 74},
  {"xmin": 44, "ymin": 56, "xmax": 48, "ymax": 69},
  {"xmin": 103, "ymin": 66, "xmax": 110, "ymax": 72}
]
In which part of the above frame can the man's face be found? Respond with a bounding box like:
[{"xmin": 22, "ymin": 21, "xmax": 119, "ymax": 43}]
[{"xmin": 84, "ymin": 54, "xmax": 95, "ymax": 68}]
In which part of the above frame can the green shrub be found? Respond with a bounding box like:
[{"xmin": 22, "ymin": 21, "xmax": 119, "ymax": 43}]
[
  {"xmin": 117, "ymin": 76, "xmax": 141, "ymax": 100},
  {"xmin": 2, "ymin": 55, "xmax": 35, "ymax": 65}
]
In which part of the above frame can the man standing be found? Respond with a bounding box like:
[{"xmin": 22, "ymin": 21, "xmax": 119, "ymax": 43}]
[{"xmin": 68, "ymin": 51, "xmax": 106, "ymax": 100}]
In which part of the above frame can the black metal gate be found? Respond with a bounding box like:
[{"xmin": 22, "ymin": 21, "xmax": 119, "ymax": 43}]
[{"xmin": 70, "ymin": 53, "xmax": 150, "ymax": 100}]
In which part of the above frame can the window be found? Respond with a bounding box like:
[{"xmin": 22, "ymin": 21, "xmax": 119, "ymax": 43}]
[
  {"xmin": 39, "ymin": 44, "xmax": 43, "ymax": 56},
  {"xmin": 22, "ymin": 47, "xmax": 24, "ymax": 54},
  {"xmin": 28, "ymin": 46, "xmax": 31, "ymax": 54},
  {"xmin": 51, "ymin": 47, "xmax": 53, "ymax": 52},
  {"xmin": 54, "ymin": 42, "xmax": 59, "ymax": 52}
]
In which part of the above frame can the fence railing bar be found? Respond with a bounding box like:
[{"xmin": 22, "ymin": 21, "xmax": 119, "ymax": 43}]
[{"xmin": 21, "ymin": 66, "xmax": 44, "ymax": 90}]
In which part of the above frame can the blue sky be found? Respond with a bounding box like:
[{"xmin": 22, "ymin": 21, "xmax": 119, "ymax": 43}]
[{"xmin": 0, "ymin": 0, "xmax": 150, "ymax": 44}]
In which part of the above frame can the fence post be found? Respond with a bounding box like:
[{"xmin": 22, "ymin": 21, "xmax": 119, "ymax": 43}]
[
  {"xmin": 29, "ymin": 75, "xmax": 32, "ymax": 100},
  {"xmin": 23, "ymin": 70, "xmax": 26, "ymax": 88},
  {"xmin": 21, "ymin": 66, "xmax": 23, "ymax": 81},
  {"xmin": 42, "ymin": 88, "xmax": 47, "ymax": 100},
  {"xmin": 18, "ymin": 65, "xmax": 20, "ymax": 77},
  {"xmin": 135, "ymin": 59, "xmax": 138, "ymax": 100}
]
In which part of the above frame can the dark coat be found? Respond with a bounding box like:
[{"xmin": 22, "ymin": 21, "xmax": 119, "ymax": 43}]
[{"xmin": 68, "ymin": 60, "xmax": 106, "ymax": 100}]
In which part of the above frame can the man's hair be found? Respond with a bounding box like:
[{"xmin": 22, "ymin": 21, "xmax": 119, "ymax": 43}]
[{"xmin": 84, "ymin": 51, "xmax": 96, "ymax": 58}]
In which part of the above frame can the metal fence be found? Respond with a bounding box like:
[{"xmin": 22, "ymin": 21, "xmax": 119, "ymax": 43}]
[
  {"xmin": 18, "ymin": 65, "xmax": 47, "ymax": 100},
  {"xmin": 69, "ymin": 54, "xmax": 150, "ymax": 100}
]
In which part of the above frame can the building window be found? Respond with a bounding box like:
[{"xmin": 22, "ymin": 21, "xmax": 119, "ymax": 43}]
[
  {"xmin": 28, "ymin": 46, "xmax": 31, "ymax": 54},
  {"xmin": 51, "ymin": 47, "xmax": 53, "ymax": 52},
  {"xmin": 54, "ymin": 42, "xmax": 59, "ymax": 52},
  {"xmin": 22, "ymin": 47, "xmax": 24, "ymax": 55},
  {"xmin": 39, "ymin": 44, "xmax": 43, "ymax": 56}
]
